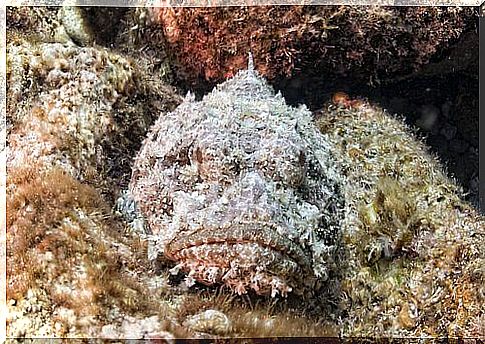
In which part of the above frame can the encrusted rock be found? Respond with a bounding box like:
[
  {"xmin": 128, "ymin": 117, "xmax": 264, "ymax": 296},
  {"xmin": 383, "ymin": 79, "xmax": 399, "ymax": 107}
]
[
  {"xmin": 129, "ymin": 61, "xmax": 345, "ymax": 297},
  {"xmin": 147, "ymin": 6, "xmax": 476, "ymax": 85},
  {"xmin": 184, "ymin": 310, "xmax": 231, "ymax": 335},
  {"xmin": 316, "ymin": 100, "xmax": 485, "ymax": 337},
  {"xmin": 58, "ymin": 6, "xmax": 95, "ymax": 46},
  {"xmin": 6, "ymin": 34, "xmax": 181, "ymax": 338}
]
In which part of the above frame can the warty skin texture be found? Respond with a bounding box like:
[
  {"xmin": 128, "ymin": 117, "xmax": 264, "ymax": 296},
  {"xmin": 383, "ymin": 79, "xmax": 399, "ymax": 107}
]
[{"xmin": 129, "ymin": 66, "xmax": 346, "ymax": 298}]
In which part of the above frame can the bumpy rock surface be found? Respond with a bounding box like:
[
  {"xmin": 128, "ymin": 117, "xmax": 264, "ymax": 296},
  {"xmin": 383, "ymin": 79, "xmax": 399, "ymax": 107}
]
[
  {"xmin": 129, "ymin": 63, "xmax": 346, "ymax": 297},
  {"xmin": 316, "ymin": 101, "xmax": 485, "ymax": 337},
  {"xmin": 6, "ymin": 35, "xmax": 182, "ymax": 338},
  {"xmin": 147, "ymin": 6, "xmax": 476, "ymax": 86}
]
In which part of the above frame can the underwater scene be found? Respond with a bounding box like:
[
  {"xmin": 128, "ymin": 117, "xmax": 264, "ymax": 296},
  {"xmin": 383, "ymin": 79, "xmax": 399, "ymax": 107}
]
[{"xmin": 4, "ymin": 4, "xmax": 484, "ymax": 339}]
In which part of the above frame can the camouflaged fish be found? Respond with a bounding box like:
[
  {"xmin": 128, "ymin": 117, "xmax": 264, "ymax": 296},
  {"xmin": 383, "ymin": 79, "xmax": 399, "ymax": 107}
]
[{"xmin": 129, "ymin": 59, "xmax": 345, "ymax": 297}]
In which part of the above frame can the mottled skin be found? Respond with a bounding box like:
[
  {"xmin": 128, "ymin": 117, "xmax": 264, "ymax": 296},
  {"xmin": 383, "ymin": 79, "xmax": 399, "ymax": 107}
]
[{"xmin": 129, "ymin": 65, "xmax": 345, "ymax": 297}]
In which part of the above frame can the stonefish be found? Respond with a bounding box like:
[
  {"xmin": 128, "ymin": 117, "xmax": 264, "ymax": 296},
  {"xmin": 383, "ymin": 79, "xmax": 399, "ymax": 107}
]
[{"xmin": 129, "ymin": 61, "xmax": 345, "ymax": 297}]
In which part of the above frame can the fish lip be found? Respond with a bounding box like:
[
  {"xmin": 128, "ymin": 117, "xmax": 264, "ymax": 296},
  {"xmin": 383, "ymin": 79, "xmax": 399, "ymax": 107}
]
[{"xmin": 165, "ymin": 222, "xmax": 313, "ymax": 274}]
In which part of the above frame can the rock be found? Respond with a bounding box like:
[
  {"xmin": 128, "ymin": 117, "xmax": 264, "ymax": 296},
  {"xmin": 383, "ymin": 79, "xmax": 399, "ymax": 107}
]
[
  {"xmin": 415, "ymin": 104, "xmax": 440, "ymax": 131},
  {"xmin": 449, "ymin": 138, "xmax": 469, "ymax": 154},
  {"xmin": 58, "ymin": 6, "xmax": 95, "ymax": 46},
  {"xmin": 317, "ymin": 99, "xmax": 485, "ymax": 337},
  {"xmin": 144, "ymin": 6, "xmax": 476, "ymax": 86},
  {"xmin": 6, "ymin": 32, "xmax": 181, "ymax": 338},
  {"xmin": 440, "ymin": 123, "xmax": 457, "ymax": 141},
  {"xmin": 184, "ymin": 310, "xmax": 232, "ymax": 335}
]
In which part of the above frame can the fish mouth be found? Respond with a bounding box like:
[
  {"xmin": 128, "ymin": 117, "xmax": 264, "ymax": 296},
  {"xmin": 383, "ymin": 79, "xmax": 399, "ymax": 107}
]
[{"xmin": 165, "ymin": 222, "xmax": 314, "ymax": 296}]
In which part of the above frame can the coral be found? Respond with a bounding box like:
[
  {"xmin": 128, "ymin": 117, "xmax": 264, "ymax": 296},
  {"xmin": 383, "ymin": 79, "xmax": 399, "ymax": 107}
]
[
  {"xmin": 146, "ymin": 6, "xmax": 476, "ymax": 87},
  {"xmin": 129, "ymin": 64, "xmax": 346, "ymax": 298}
]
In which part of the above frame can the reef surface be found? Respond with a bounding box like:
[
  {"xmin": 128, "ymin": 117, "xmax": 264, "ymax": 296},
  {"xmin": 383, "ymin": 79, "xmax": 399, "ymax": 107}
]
[{"xmin": 5, "ymin": 5, "xmax": 484, "ymax": 339}]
